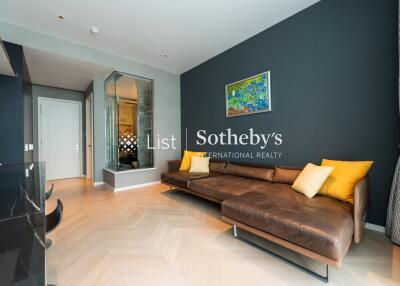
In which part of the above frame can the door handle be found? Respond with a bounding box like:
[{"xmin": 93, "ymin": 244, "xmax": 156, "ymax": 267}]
[{"xmin": 75, "ymin": 145, "xmax": 79, "ymax": 151}]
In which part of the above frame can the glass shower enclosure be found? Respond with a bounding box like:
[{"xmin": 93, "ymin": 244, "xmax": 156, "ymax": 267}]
[{"xmin": 105, "ymin": 71, "xmax": 153, "ymax": 171}]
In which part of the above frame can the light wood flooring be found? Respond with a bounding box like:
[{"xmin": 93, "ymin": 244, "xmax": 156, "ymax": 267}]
[{"xmin": 46, "ymin": 178, "xmax": 400, "ymax": 286}]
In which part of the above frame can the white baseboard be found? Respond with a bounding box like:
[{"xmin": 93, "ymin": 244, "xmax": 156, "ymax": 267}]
[
  {"xmin": 93, "ymin": 181, "xmax": 104, "ymax": 186},
  {"xmin": 112, "ymin": 180, "xmax": 161, "ymax": 192},
  {"xmin": 365, "ymin": 223, "xmax": 386, "ymax": 233}
]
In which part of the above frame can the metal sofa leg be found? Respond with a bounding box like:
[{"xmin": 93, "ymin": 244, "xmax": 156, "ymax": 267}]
[
  {"xmin": 300, "ymin": 264, "xmax": 328, "ymax": 283},
  {"xmin": 231, "ymin": 225, "xmax": 329, "ymax": 283},
  {"xmin": 233, "ymin": 225, "xmax": 238, "ymax": 238}
]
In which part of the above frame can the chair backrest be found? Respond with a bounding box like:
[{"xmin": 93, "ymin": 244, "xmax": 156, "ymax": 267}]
[
  {"xmin": 45, "ymin": 184, "xmax": 54, "ymax": 201},
  {"xmin": 46, "ymin": 199, "xmax": 63, "ymax": 234}
]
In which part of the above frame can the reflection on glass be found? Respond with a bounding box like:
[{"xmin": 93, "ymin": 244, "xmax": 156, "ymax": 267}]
[{"xmin": 105, "ymin": 72, "xmax": 153, "ymax": 171}]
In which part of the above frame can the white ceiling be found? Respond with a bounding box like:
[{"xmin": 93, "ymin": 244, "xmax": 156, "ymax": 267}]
[
  {"xmin": 0, "ymin": 0, "xmax": 320, "ymax": 74},
  {"xmin": 24, "ymin": 47, "xmax": 113, "ymax": 91}
]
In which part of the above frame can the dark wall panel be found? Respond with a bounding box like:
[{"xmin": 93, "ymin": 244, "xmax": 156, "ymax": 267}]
[
  {"xmin": 181, "ymin": 0, "xmax": 399, "ymax": 226},
  {"xmin": 0, "ymin": 42, "xmax": 24, "ymax": 163}
]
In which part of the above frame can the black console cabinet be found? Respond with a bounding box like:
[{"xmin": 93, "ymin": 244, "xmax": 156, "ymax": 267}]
[{"xmin": 0, "ymin": 163, "xmax": 46, "ymax": 286}]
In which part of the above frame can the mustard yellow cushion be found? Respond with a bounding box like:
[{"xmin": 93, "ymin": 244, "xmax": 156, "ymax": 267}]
[
  {"xmin": 319, "ymin": 159, "xmax": 373, "ymax": 204},
  {"xmin": 189, "ymin": 156, "xmax": 210, "ymax": 173},
  {"xmin": 179, "ymin": 150, "xmax": 206, "ymax": 171},
  {"xmin": 292, "ymin": 163, "xmax": 334, "ymax": 198}
]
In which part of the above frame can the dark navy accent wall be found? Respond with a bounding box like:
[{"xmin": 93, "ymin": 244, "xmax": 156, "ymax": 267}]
[
  {"xmin": 0, "ymin": 42, "xmax": 24, "ymax": 163},
  {"xmin": 181, "ymin": 0, "xmax": 399, "ymax": 226}
]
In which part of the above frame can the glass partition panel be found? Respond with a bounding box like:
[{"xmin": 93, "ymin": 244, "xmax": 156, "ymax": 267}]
[
  {"xmin": 105, "ymin": 71, "xmax": 153, "ymax": 171},
  {"xmin": 105, "ymin": 72, "xmax": 118, "ymax": 170}
]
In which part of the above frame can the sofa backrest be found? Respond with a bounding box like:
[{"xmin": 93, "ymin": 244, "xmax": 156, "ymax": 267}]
[
  {"xmin": 209, "ymin": 161, "xmax": 227, "ymax": 173},
  {"xmin": 273, "ymin": 166, "xmax": 303, "ymax": 184},
  {"xmin": 223, "ymin": 163, "xmax": 275, "ymax": 182},
  {"xmin": 224, "ymin": 161, "xmax": 275, "ymax": 169},
  {"xmin": 207, "ymin": 159, "xmax": 306, "ymax": 185}
]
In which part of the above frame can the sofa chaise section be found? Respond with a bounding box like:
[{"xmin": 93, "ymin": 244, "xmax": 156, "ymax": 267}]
[{"xmin": 221, "ymin": 187, "xmax": 354, "ymax": 267}]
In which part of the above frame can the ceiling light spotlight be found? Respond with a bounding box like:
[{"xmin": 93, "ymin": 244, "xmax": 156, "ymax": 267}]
[
  {"xmin": 90, "ymin": 26, "xmax": 100, "ymax": 35},
  {"xmin": 57, "ymin": 15, "xmax": 65, "ymax": 20}
]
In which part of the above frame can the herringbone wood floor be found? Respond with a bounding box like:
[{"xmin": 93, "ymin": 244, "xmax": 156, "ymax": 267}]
[{"xmin": 46, "ymin": 178, "xmax": 400, "ymax": 286}]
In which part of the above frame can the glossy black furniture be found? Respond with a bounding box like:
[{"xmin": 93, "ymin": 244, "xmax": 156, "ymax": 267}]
[
  {"xmin": 45, "ymin": 184, "xmax": 54, "ymax": 201},
  {"xmin": 0, "ymin": 162, "xmax": 46, "ymax": 286},
  {"xmin": 45, "ymin": 199, "xmax": 63, "ymax": 249}
]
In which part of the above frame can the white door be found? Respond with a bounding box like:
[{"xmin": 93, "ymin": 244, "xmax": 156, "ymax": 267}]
[
  {"xmin": 85, "ymin": 94, "xmax": 93, "ymax": 180},
  {"xmin": 38, "ymin": 98, "xmax": 82, "ymax": 180}
]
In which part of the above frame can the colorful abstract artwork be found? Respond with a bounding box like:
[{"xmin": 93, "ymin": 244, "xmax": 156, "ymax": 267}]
[{"xmin": 225, "ymin": 71, "xmax": 271, "ymax": 117}]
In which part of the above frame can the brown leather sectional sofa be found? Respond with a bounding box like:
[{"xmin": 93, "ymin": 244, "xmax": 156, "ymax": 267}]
[{"xmin": 161, "ymin": 160, "xmax": 368, "ymax": 271}]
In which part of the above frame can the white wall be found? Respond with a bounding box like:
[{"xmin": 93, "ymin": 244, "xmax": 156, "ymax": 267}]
[{"xmin": 0, "ymin": 21, "xmax": 181, "ymax": 186}]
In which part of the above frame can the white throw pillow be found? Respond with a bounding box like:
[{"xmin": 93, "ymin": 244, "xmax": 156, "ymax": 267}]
[
  {"xmin": 292, "ymin": 163, "xmax": 334, "ymax": 198},
  {"xmin": 189, "ymin": 156, "xmax": 210, "ymax": 173}
]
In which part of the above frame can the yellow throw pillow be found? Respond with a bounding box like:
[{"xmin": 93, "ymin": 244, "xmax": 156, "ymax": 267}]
[
  {"xmin": 189, "ymin": 156, "xmax": 210, "ymax": 173},
  {"xmin": 319, "ymin": 159, "xmax": 373, "ymax": 204},
  {"xmin": 179, "ymin": 150, "xmax": 206, "ymax": 171},
  {"xmin": 292, "ymin": 163, "xmax": 334, "ymax": 198}
]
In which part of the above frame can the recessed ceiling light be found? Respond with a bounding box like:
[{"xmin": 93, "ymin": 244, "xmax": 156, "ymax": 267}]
[
  {"xmin": 57, "ymin": 15, "xmax": 65, "ymax": 20},
  {"xmin": 90, "ymin": 26, "xmax": 100, "ymax": 34}
]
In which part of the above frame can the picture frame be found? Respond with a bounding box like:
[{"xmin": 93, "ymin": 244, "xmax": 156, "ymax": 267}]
[{"xmin": 225, "ymin": 71, "xmax": 271, "ymax": 117}]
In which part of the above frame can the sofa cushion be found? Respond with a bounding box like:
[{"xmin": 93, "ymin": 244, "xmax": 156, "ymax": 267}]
[
  {"xmin": 189, "ymin": 156, "xmax": 210, "ymax": 173},
  {"xmin": 179, "ymin": 150, "xmax": 207, "ymax": 171},
  {"xmin": 209, "ymin": 162, "xmax": 226, "ymax": 173},
  {"xmin": 319, "ymin": 159, "xmax": 373, "ymax": 204},
  {"xmin": 292, "ymin": 163, "xmax": 334, "ymax": 198},
  {"xmin": 222, "ymin": 186, "xmax": 354, "ymax": 262},
  {"xmin": 223, "ymin": 163, "xmax": 274, "ymax": 182},
  {"xmin": 273, "ymin": 167, "xmax": 302, "ymax": 184},
  {"xmin": 161, "ymin": 171, "xmax": 221, "ymax": 188},
  {"xmin": 189, "ymin": 175, "xmax": 272, "ymax": 202}
]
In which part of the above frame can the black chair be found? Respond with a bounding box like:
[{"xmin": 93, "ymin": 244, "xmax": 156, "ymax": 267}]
[
  {"xmin": 45, "ymin": 184, "xmax": 54, "ymax": 201},
  {"xmin": 45, "ymin": 199, "xmax": 63, "ymax": 249}
]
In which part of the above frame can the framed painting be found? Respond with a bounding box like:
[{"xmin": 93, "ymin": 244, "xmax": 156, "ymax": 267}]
[{"xmin": 225, "ymin": 71, "xmax": 271, "ymax": 117}]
